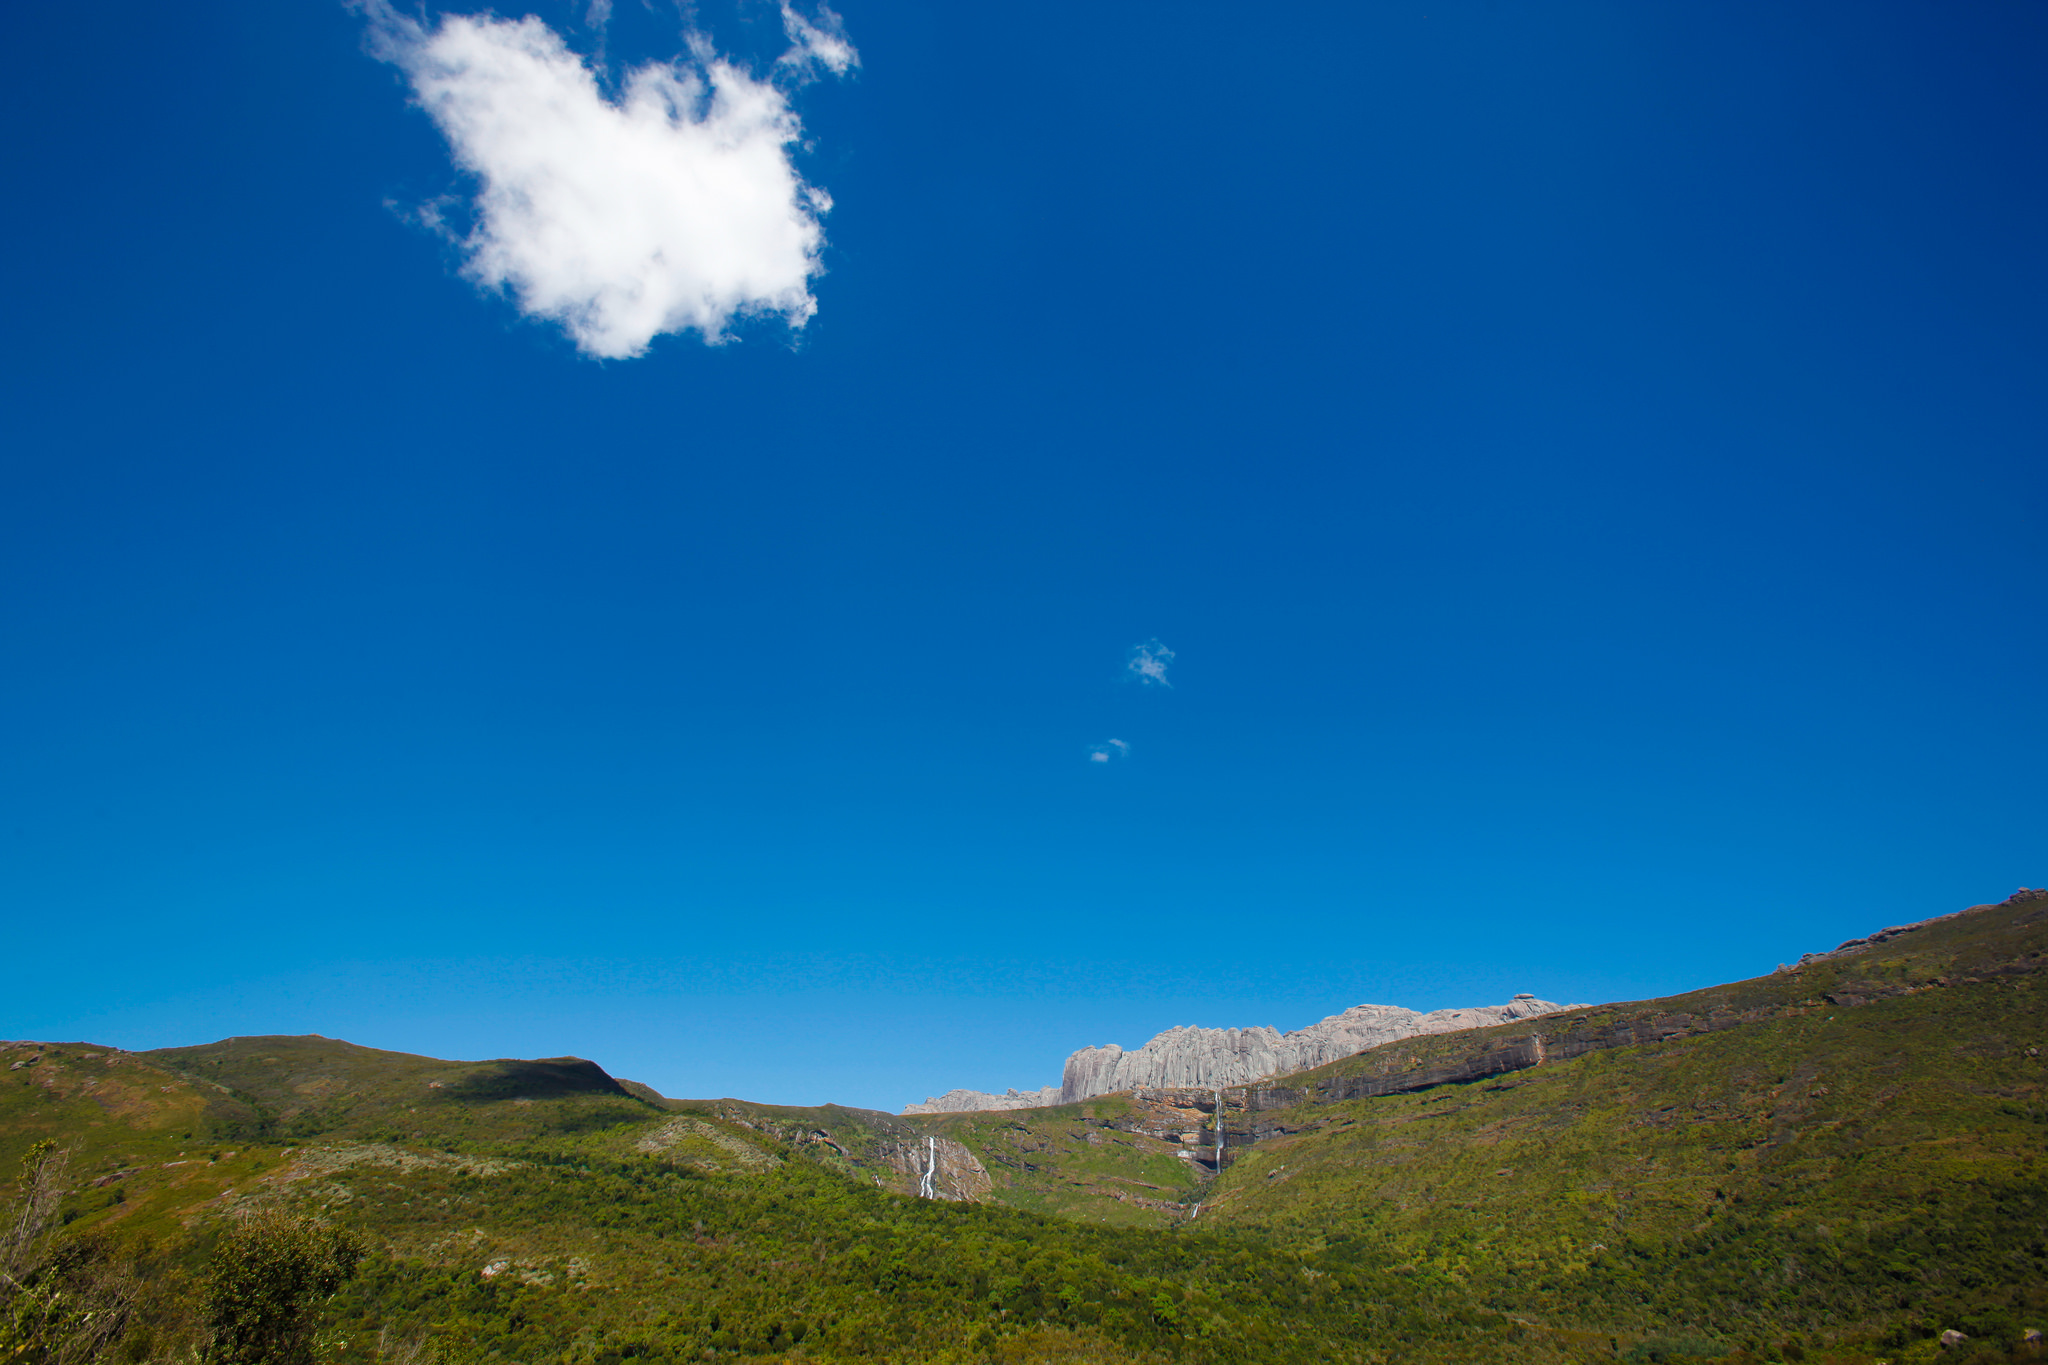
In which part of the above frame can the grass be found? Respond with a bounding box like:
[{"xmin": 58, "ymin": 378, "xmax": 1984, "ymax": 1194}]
[
  {"xmin": 5, "ymin": 891, "xmax": 2046, "ymax": 1362},
  {"xmin": 1188, "ymin": 893, "xmax": 2048, "ymax": 1359}
]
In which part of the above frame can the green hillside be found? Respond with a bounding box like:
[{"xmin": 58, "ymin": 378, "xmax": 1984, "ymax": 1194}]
[
  {"xmin": 0, "ymin": 1044, "xmax": 1497, "ymax": 1364},
  {"xmin": 1188, "ymin": 888, "xmax": 2048, "ymax": 1361},
  {"xmin": 3, "ymin": 891, "xmax": 2045, "ymax": 1363}
]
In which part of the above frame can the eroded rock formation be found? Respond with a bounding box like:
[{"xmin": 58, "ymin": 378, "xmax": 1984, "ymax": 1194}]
[
  {"xmin": 903, "ymin": 1086, "xmax": 1061, "ymax": 1115},
  {"xmin": 900, "ymin": 994, "xmax": 1579, "ymax": 1115},
  {"xmin": 1056, "ymin": 996, "xmax": 1578, "ymax": 1103}
]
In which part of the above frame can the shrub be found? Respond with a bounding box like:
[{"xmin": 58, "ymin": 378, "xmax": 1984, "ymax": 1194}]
[{"xmin": 200, "ymin": 1214, "xmax": 363, "ymax": 1365}]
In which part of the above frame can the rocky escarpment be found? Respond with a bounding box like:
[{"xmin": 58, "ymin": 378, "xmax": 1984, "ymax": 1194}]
[
  {"xmin": 1219, "ymin": 890, "xmax": 2048, "ymax": 1143},
  {"xmin": 904, "ymin": 1086, "xmax": 1062, "ymax": 1115},
  {"xmin": 1056, "ymin": 995, "xmax": 1578, "ymax": 1103},
  {"xmin": 901, "ymin": 994, "xmax": 1579, "ymax": 1115}
]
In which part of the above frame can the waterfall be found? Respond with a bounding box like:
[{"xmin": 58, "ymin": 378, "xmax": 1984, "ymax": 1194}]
[{"xmin": 918, "ymin": 1136, "xmax": 937, "ymax": 1199}]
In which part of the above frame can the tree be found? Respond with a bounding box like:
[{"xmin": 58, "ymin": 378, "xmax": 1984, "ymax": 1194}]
[
  {"xmin": 201, "ymin": 1213, "xmax": 364, "ymax": 1365},
  {"xmin": 0, "ymin": 1233, "xmax": 145, "ymax": 1365},
  {"xmin": 0, "ymin": 1142, "xmax": 142, "ymax": 1365},
  {"xmin": 0, "ymin": 1143, "xmax": 63, "ymax": 1291}
]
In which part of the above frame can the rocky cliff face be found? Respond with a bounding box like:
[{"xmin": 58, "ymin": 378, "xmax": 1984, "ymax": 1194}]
[
  {"xmin": 1056, "ymin": 995, "xmax": 1577, "ymax": 1103},
  {"xmin": 875, "ymin": 1135, "xmax": 993, "ymax": 1201},
  {"xmin": 900, "ymin": 994, "xmax": 1579, "ymax": 1115},
  {"xmin": 902, "ymin": 1086, "xmax": 1061, "ymax": 1115}
]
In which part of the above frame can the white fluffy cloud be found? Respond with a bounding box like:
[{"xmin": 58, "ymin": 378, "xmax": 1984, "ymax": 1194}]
[
  {"xmin": 359, "ymin": 2, "xmax": 855, "ymax": 358},
  {"xmin": 1087, "ymin": 739, "xmax": 1131, "ymax": 763},
  {"xmin": 1126, "ymin": 639, "xmax": 1175, "ymax": 687}
]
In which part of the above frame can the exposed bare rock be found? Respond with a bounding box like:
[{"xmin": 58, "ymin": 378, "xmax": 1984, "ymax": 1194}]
[
  {"xmin": 898, "ymin": 994, "xmax": 1581, "ymax": 1115},
  {"xmin": 1057, "ymin": 995, "xmax": 1579, "ymax": 1103},
  {"xmin": 874, "ymin": 1136, "xmax": 991, "ymax": 1201},
  {"xmin": 902, "ymin": 1086, "xmax": 1061, "ymax": 1115}
]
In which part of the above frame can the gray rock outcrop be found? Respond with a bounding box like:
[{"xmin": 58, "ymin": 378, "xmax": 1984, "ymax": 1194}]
[
  {"xmin": 1057, "ymin": 995, "xmax": 1578, "ymax": 1102},
  {"xmin": 902, "ymin": 1086, "xmax": 1062, "ymax": 1115},
  {"xmin": 900, "ymin": 993, "xmax": 1580, "ymax": 1115},
  {"xmin": 875, "ymin": 1136, "xmax": 992, "ymax": 1200}
]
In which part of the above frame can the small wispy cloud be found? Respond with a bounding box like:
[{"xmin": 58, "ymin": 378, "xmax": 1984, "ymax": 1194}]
[
  {"xmin": 354, "ymin": 1, "xmax": 855, "ymax": 358},
  {"xmin": 1126, "ymin": 639, "xmax": 1175, "ymax": 687},
  {"xmin": 1087, "ymin": 739, "xmax": 1131, "ymax": 764},
  {"xmin": 777, "ymin": 2, "xmax": 858, "ymax": 77}
]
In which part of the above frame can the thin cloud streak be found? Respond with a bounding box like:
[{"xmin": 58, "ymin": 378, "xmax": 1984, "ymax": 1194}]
[
  {"xmin": 777, "ymin": 2, "xmax": 857, "ymax": 77},
  {"xmin": 1087, "ymin": 739, "xmax": 1131, "ymax": 764},
  {"xmin": 1126, "ymin": 639, "xmax": 1175, "ymax": 687},
  {"xmin": 354, "ymin": 1, "xmax": 855, "ymax": 358}
]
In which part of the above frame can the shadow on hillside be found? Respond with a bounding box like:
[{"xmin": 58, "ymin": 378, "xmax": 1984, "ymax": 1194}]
[{"xmin": 438, "ymin": 1058, "xmax": 631, "ymax": 1105}]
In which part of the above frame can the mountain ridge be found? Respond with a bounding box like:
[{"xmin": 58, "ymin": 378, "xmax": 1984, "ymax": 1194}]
[
  {"xmin": 4, "ymin": 887, "xmax": 2044, "ymax": 1362},
  {"xmin": 902, "ymin": 993, "xmax": 1583, "ymax": 1114}
]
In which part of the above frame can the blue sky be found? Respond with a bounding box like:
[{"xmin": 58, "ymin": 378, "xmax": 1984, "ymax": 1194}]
[{"xmin": 3, "ymin": 0, "xmax": 2043, "ymax": 1110}]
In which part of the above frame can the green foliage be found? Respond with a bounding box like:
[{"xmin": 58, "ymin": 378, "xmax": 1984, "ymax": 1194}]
[
  {"xmin": 1196, "ymin": 894, "xmax": 2048, "ymax": 1357},
  {"xmin": 0, "ymin": 1143, "xmax": 159, "ymax": 1365},
  {"xmin": 200, "ymin": 1214, "xmax": 364, "ymax": 1365},
  {"xmin": 3, "ymin": 893, "xmax": 2046, "ymax": 1362},
  {"xmin": 1, "ymin": 1141, "xmax": 63, "ymax": 1283},
  {"xmin": 307, "ymin": 1149, "xmax": 1488, "ymax": 1364},
  {"xmin": 1619, "ymin": 1338, "xmax": 1723, "ymax": 1363}
]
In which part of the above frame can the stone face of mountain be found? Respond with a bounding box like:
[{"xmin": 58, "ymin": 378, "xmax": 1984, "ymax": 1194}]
[
  {"xmin": 903, "ymin": 1086, "xmax": 1062, "ymax": 1115},
  {"xmin": 1057, "ymin": 995, "xmax": 1579, "ymax": 1103},
  {"xmin": 898, "ymin": 994, "xmax": 1579, "ymax": 1115}
]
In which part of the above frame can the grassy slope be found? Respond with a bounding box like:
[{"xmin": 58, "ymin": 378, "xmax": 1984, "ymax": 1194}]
[
  {"xmin": 710, "ymin": 1097, "xmax": 1207, "ymax": 1229},
  {"xmin": 0, "ymin": 1039, "xmax": 273, "ymax": 1246},
  {"xmin": 4, "ymin": 892, "xmax": 2045, "ymax": 1363},
  {"xmin": 919, "ymin": 1099, "xmax": 1204, "ymax": 1227},
  {"xmin": 139, "ymin": 1034, "xmax": 646, "ymax": 1138},
  {"xmin": 306, "ymin": 1141, "xmax": 1513, "ymax": 1365},
  {"xmin": 0, "ymin": 1035, "xmax": 664, "ymax": 1249},
  {"xmin": 1195, "ymin": 892, "xmax": 2048, "ymax": 1360},
  {"xmin": 2, "ymin": 1043, "xmax": 1527, "ymax": 1364}
]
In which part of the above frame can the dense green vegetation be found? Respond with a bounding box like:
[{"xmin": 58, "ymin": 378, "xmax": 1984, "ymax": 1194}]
[
  {"xmin": 1189, "ymin": 892, "xmax": 2048, "ymax": 1363},
  {"xmin": 201, "ymin": 1214, "xmax": 366, "ymax": 1365},
  {"xmin": 3, "ymin": 892, "xmax": 2046, "ymax": 1362},
  {"xmin": 314, "ymin": 1152, "xmax": 1529, "ymax": 1364},
  {"xmin": 1208, "ymin": 983, "xmax": 2048, "ymax": 1322},
  {"xmin": 0, "ymin": 1105, "xmax": 1549, "ymax": 1364}
]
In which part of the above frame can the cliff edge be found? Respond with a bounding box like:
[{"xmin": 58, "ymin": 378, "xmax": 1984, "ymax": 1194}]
[{"xmin": 901, "ymin": 993, "xmax": 1580, "ymax": 1115}]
